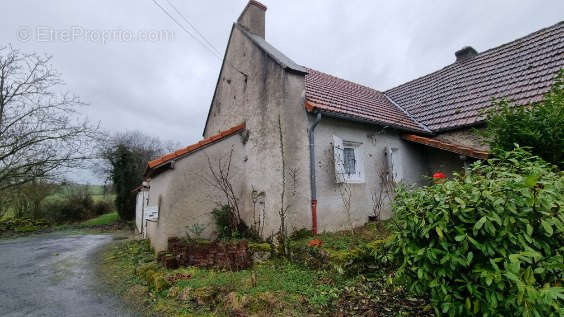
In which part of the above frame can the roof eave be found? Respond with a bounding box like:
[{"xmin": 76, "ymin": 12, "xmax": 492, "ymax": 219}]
[
  {"xmin": 401, "ymin": 133, "xmax": 489, "ymax": 159},
  {"xmin": 312, "ymin": 108, "xmax": 434, "ymax": 135}
]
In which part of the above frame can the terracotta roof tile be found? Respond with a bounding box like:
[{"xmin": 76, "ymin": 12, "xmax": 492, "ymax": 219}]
[
  {"xmin": 386, "ymin": 22, "xmax": 564, "ymax": 132},
  {"xmin": 304, "ymin": 68, "xmax": 429, "ymax": 133},
  {"xmin": 146, "ymin": 123, "xmax": 246, "ymax": 174}
]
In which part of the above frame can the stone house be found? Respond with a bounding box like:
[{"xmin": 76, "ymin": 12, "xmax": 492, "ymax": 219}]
[{"xmin": 136, "ymin": 0, "xmax": 563, "ymax": 252}]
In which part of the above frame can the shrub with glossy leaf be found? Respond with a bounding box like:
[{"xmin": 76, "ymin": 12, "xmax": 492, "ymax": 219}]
[{"xmin": 392, "ymin": 148, "xmax": 563, "ymax": 316}]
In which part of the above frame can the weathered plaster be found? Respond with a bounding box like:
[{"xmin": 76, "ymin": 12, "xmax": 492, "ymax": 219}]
[
  {"xmin": 434, "ymin": 128, "xmax": 489, "ymax": 151},
  {"xmin": 203, "ymin": 24, "xmax": 311, "ymax": 239},
  {"xmin": 312, "ymin": 117, "xmax": 429, "ymax": 232},
  {"xmin": 145, "ymin": 133, "xmax": 248, "ymax": 252}
]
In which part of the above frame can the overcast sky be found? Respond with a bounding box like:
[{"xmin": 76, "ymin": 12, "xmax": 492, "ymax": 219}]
[{"xmin": 1, "ymin": 0, "xmax": 563, "ymax": 183}]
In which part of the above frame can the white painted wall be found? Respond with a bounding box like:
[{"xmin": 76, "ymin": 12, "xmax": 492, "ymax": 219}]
[
  {"xmin": 312, "ymin": 117, "xmax": 430, "ymax": 232},
  {"xmin": 135, "ymin": 190, "xmax": 145, "ymax": 234},
  {"xmin": 144, "ymin": 133, "xmax": 249, "ymax": 252}
]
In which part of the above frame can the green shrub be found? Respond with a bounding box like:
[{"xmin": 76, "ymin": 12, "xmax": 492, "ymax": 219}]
[
  {"xmin": 39, "ymin": 186, "xmax": 114, "ymax": 224},
  {"xmin": 92, "ymin": 200, "xmax": 113, "ymax": 216},
  {"xmin": 151, "ymin": 273, "xmax": 170, "ymax": 291},
  {"xmin": 482, "ymin": 70, "xmax": 563, "ymax": 168},
  {"xmin": 0, "ymin": 217, "xmax": 49, "ymax": 235},
  {"xmin": 391, "ymin": 148, "xmax": 563, "ymax": 316},
  {"xmin": 289, "ymin": 228, "xmax": 313, "ymax": 240},
  {"xmin": 137, "ymin": 263, "xmax": 159, "ymax": 279},
  {"xmin": 211, "ymin": 205, "xmax": 258, "ymax": 241}
]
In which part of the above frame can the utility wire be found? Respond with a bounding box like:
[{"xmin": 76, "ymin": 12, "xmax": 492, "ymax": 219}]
[
  {"xmin": 150, "ymin": 0, "xmax": 222, "ymax": 60},
  {"xmin": 164, "ymin": 0, "xmax": 222, "ymax": 57},
  {"xmin": 150, "ymin": 0, "xmax": 248, "ymax": 77}
]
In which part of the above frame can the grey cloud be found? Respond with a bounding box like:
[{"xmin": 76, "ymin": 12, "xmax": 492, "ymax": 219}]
[{"xmin": 1, "ymin": 0, "xmax": 562, "ymax": 183}]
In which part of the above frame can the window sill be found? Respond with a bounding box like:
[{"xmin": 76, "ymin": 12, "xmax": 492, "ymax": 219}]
[{"xmin": 342, "ymin": 178, "xmax": 365, "ymax": 184}]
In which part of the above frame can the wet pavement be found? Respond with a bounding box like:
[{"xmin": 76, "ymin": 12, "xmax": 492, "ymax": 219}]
[{"xmin": 0, "ymin": 234, "xmax": 137, "ymax": 316}]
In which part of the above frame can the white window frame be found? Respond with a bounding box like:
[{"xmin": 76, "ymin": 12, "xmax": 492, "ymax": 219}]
[{"xmin": 333, "ymin": 135, "xmax": 365, "ymax": 184}]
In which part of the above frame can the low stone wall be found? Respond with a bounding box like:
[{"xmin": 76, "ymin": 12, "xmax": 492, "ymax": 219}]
[{"xmin": 161, "ymin": 237, "xmax": 251, "ymax": 271}]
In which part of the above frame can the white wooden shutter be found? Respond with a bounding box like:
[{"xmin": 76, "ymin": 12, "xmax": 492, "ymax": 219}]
[
  {"xmin": 385, "ymin": 145, "xmax": 403, "ymax": 183},
  {"xmin": 333, "ymin": 135, "xmax": 345, "ymax": 183},
  {"xmin": 355, "ymin": 146, "xmax": 364, "ymax": 181}
]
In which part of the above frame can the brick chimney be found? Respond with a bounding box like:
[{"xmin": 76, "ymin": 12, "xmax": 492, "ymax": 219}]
[
  {"xmin": 237, "ymin": 0, "xmax": 267, "ymax": 39},
  {"xmin": 455, "ymin": 46, "xmax": 478, "ymax": 62}
]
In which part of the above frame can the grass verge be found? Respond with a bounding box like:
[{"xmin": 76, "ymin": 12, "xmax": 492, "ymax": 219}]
[
  {"xmin": 99, "ymin": 223, "xmax": 433, "ymax": 316},
  {"xmin": 99, "ymin": 239, "xmax": 354, "ymax": 316},
  {"xmin": 0, "ymin": 212, "xmax": 131, "ymax": 239},
  {"xmin": 81, "ymin": 212, "xmax": 119, "ymax": 227}
]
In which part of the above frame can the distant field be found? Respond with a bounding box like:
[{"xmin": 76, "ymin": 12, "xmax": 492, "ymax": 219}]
[
  {"xmin": 1, "ymin": 184, "xmax": 115, "ymax": 221},
  {"xmin": 81, "ymin": 212, "xmax": 119, "ymax": 227},
  {"xmin": 45, "ymin": 184, "xmax": 115, "ymax": 203}
]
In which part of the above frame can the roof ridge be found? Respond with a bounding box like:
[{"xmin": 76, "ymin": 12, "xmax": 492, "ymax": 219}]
[
  {"xmin": 385, "ymin": 20, "xmax": 563, "ymax": 93},
  {"xmin": 467, "ymin": 20, "xmax": 563, "ymax": 61},
  {"xmin": 383, "ymin": 93, "xmax": 432, "ymax": 133}
]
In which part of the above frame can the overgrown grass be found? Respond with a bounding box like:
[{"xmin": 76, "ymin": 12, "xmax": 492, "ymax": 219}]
[
  {"xmin": 1, "ymin": 212, "xmax": 128, "ymax": 239},
  {"xmin": 291, "ymin": 221, "xmax": 392, "ymax": 251},
  {"xmin": 81, "ymin": 212, "xmax": 119, "ymax": 227},
  {"xmin": 99, "ymin": 222, "xmax": 432, "ymax": 316},
  {"xmin": 100, "ymin": 239, "xmax": 354, "ymax": 316}
]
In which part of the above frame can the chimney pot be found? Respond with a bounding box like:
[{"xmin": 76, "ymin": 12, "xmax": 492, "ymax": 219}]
[
  {"xmin": 455, "ymin": 46, "xmax": 478, "ymax": 62},
  {"xmin": 237, "ymin": 0, "xmax": 267, "ymax": 39}
]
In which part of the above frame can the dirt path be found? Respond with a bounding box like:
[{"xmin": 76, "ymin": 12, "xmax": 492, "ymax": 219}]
[{"xmin": 0, "ymin": 234, "xmax": 137, "ymax": 317}]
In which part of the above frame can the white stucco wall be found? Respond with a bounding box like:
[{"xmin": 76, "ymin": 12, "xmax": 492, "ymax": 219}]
[
  {"xmin": 203, "ymin": 25, "xmax": 312, "ymax": 239},
  {"xmin": 141, "ymin": 13, "xmax": 473, "ymax": 252},
  {"xmin": 312, "ymin": 117, "xmax": 430, "ymax": 232},
  {"xmin": 144, "ymin": 134, "xmax": 248, "ymax": 252}
]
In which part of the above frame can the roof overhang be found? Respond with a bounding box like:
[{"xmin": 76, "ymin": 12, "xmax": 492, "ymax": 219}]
[
  {"xmin": 146, "ymin": 122, "xmax": 246, "ymax": 178},
  {"xmin": 401, "ymin": 134, "xmax": 489, "ymax": 159}
]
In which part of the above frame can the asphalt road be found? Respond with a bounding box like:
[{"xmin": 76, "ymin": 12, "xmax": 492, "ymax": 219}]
[{"xmin": 0, "ymin": 234, "xmax": 137, "ymax": 317}]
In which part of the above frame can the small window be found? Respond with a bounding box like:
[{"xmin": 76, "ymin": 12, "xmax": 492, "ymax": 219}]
[
  {"xmin": 333, "ymin": 136, "xmax": 364, "ymax": 183},
  {"xmin": 343, "ymin": 147, "xmax": 356, "ymax": 175}
]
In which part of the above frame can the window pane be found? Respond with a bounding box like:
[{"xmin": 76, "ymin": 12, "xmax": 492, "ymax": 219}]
[{"xmin": 343, "ymin": 147, "xmax": 356, "ymax": 175}]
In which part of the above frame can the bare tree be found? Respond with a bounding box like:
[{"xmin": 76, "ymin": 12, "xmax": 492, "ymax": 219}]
[
  {"xmin": 250, "ymin": 185, "xmax": 266, "ymax": 237},
  {"xmin": 1, "ymin": 180, "xmax": 56, "ymax": 219},
  {"xmin": 277, "ymin": 116, "xmax": 290, "ymax": 254},
  {"xmin": 201, "ymin": 147, "xmax": 242, "ymax": 231},
  {"xmin": 0, "ymin": 46, "xmax": 96, "ymax": 191},
  {"xmin": 276, "ymin": 116, "xmax": 301, "ymax": 255},
  {"xmin": 324, "ymin": 148, "xmax": 355, "ymax": 234},
  {"xmin": 371, "ymin": 163, "xmax": 397, "ymax": 221}
]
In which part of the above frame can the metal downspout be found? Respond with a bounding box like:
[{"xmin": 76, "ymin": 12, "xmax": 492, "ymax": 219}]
[{"xmin": 308, "ymin": 112, "xmax": 322, "ymax": 235}]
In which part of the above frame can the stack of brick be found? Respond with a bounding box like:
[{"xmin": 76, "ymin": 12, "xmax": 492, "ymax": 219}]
[{"xmin": 164, "ymin": 237, "xmax": 251, "ymax": 271}]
